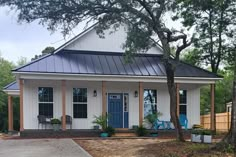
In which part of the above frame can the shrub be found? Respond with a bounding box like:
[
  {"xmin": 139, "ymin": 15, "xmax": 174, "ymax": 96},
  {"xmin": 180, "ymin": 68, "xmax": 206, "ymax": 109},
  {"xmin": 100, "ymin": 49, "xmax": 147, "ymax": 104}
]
[
  {"xmin": 135, "ymin": 125, "xmax": 148, "ymax": 136},
  {"xmin": 50, "ymin": 118, "xmax": 61, "ymax": 124},
  {"xmin": 105, "ymin": 126, "xmax": 115, "ymax": 137},
  {"xmin": 192, "ymin": 124, "xmax": 203, "ymax": 129},
  {"xmin": 191, "ymin": 129, "xmax": 212, "ymax": 135}
]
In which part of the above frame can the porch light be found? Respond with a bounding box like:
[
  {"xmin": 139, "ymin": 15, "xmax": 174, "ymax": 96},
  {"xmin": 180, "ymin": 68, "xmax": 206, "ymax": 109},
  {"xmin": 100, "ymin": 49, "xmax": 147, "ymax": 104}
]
[
  {"xmin": 134, "ymin": 91, "xmax": 138, "ymax": 97},
  {"xmin": 93, "ymin": 90, "xmax": 97, "ymax": 97}
]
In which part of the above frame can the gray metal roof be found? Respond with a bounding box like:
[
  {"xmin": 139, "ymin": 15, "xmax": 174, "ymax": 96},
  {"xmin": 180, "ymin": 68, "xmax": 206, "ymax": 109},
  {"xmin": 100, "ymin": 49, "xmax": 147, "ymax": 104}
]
[
  {"xmin": 13, "ymin": 50, "xmax": 219, "ymax": 78},
  {"xmin": 3, "ymin": 81, "xmax": 19, "ymax": 91}
]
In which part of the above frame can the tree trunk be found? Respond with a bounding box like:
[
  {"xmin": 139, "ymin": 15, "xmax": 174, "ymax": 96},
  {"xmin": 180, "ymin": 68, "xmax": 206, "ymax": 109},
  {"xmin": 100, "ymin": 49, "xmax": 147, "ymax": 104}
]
[
  {"xmin": 165, "ymin": 60, "xmax": 185, "ymax": 142},
  {"xmin": 223, "ymin": 52, "xmax": 236, "ymax": 150}
]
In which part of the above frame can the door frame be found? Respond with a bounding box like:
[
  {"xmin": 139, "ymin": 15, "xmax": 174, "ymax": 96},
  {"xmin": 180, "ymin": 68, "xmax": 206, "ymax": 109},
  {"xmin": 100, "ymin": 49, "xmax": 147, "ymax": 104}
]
[{"xmin": 107, "ymin": 92, "xmax": 129, "ymax": 128}]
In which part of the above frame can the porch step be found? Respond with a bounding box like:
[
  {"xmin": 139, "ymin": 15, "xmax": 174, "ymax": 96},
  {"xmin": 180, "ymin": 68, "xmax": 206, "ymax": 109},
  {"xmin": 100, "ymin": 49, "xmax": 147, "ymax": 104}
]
[{"xmin": 113, "ymin": 132, "xmax": 136, "ymax": 137}]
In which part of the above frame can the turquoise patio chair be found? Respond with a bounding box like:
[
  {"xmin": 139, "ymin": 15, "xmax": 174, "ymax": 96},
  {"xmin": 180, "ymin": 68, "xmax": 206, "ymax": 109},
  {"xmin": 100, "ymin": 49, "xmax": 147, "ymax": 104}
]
[
  {"xmin": 153, "ymin": 119, "xmax": 165, "ymax": 130},
  {"xmin": 179, "ymin": 114, "xmax": 188, "ymax": 130}
]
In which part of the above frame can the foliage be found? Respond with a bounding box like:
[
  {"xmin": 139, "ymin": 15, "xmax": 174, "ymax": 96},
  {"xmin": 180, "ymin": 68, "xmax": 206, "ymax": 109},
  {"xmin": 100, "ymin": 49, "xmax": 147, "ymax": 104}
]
[
  {"xmin": 201, "ymin": 70, "xmax": 233, "ymax": 114},
  {"xmin": 174, "ymin": 0, "xmax": 236, "ymax": 74},
  {"xmin": 104, "ymin": 126, "xmax": 115, "ymax": 137},
  {"xmin": 182, "ymin": 49, "xmax": 202, "ymax": 67},
  {"xmin": 92, "ymin": 115, "xmax": 108, "ymax": 131},
  {"xmin": 31, "ymin": 46, "xmax": 55, "ymax": 61},
  {"xmin": 135, "ymin": 125, "xmax": 148, "ymax": 137},
  {"xmin": 0, "ymin": 55, "xmax": 15, "ymax": 132},
  {"xmin": 215, "ymin": 142, "xmax": 235, "ymax": 154},
  {"xmin": 50, "ymin": 118, "xmax": 61, "ymax": 124},
  {"xmin": 42, "ymin": 46, "xmax": 55, "ymax": 54},
  {"xmin": 191, "ymin": 129, "xmax": 213, "ymax": 135},
  {"xmin": 144, "ymin": 112, "xmax": 162, "ymax": 129},
  {"xmin": 192, "ymin": 124, "xmax": 203, "ymax": 130}
]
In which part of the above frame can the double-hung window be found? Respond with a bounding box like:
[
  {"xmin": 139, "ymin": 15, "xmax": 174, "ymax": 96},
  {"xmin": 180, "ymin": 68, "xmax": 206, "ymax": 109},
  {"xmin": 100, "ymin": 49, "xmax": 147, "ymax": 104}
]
[
  {"xmin": 143, "ymin": 89, "xmax": 157, "ymax": 117},
  {"xmin": 73, "ymin": 88, "xmax": 87, "ymax": 118},
  {"xmin": 179, "ymin": 90, "xmax": 187, "ymax": 116},
  {"xmin": 38, "ymin": 87, "xmax": 53, "ymax": 118}
]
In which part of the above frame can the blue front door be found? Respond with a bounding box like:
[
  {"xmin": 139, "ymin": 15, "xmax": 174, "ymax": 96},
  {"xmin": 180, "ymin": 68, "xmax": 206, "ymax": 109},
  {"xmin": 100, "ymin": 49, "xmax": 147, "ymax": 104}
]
[{"xmin": 108, "ymin": 93, "xmax": 123, "ymax": 128}]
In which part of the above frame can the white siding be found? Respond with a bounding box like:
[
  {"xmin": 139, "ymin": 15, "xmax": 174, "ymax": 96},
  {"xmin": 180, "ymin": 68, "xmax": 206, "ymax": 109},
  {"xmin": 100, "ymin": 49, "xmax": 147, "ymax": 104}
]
[
  {"xmin": 64, "ymin": 25, "xmax": 163, "ymax": 54},
  {"xmin": 23, "ymin": 80, "xmax": 200, "ymax": 129}
]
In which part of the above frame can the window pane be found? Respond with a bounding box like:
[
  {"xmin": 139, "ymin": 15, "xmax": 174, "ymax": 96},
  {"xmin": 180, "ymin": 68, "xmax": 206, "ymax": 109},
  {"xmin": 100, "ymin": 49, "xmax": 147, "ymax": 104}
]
[
  {"xmin": 39, "ymin": 103, "xmax": 53, "ymax": 118},
  {"xmin": 179, "ymin": 105, "xmax": 187, "ymax": 115},
  {"xmin": 144, "ymin": 89, "xmax": 157, "ymax": 117},
  {"xmin": 124, "ymin": 94, "xmax": 129, "ymax": 112},
  {"xmin": 38, "ymin": 87, "xmax": 53, "ymax": 102},
  {"xmin": 179, "ymin": 90, "xmax": 187, "ymax": 104},
  {"xmin": 73, "ymin": 103, "xmax": 87, "ymax": 118},
  {"xmin": 73, "ymin": 88, "xmax": 87, "ymax": 103}
]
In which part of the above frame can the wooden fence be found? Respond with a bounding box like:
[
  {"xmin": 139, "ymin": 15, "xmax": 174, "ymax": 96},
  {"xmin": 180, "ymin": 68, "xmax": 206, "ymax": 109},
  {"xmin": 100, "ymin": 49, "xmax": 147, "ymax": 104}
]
[{"xmin": 200, "ymin": 112, "xmax": 231, "ymax": 132}]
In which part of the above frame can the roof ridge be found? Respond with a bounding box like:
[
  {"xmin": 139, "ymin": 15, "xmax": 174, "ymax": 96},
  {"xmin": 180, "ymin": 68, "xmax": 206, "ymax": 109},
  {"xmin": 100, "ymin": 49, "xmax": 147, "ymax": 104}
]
[{"xmin": 60, "ymin": 49, "xmax": 164, "ymax": 57}]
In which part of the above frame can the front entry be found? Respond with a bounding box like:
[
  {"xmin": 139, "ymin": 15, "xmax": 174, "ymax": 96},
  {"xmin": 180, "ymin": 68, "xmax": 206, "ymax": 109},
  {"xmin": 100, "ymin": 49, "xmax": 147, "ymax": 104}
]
[{"xmin": 108, "ymin": 93, "xmax": 123, "ymax": 128}]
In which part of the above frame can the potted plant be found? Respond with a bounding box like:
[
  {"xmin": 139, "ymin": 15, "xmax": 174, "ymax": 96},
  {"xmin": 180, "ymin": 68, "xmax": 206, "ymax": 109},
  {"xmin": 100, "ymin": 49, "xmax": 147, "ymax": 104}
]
[
  {"xmin": 144, "ymin": 112, "xmax": 162, "ymax": 137},
  {"xmin": 92, "ymin": 114, "xmax": 110, "ymax": 137},
  {"xmin": 50, "ymin": 118, "xmax": 61, "ymax": 131},
  {"xmin": 191, "ymin": 129, "xmax": 212, "ymax": 143},
  {"xmin": 104, "ymin": 126, "xmax": 115, "ymax": 137}
]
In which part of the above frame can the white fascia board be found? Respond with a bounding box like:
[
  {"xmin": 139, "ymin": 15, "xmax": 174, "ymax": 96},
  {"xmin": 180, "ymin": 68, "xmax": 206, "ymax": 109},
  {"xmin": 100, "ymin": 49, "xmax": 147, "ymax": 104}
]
[
  {"xmin": 13, "ymin": 72, "xmax": 222, "ymax": 84},
  {"xmin": 2, "ymin": 90, "xmax": 20, "ymax": 96}
]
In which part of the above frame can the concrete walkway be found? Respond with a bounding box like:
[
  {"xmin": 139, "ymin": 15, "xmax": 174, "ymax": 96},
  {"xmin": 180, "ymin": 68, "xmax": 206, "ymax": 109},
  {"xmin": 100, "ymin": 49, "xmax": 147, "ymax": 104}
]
[{"xmin": 0, "ymin": 139, "xmax": 92, "ymax": 157}]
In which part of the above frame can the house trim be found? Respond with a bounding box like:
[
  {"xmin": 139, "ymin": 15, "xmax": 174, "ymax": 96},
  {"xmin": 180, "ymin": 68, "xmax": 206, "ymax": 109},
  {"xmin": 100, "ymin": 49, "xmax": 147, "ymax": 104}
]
[{"xmin": 15, "ymin": 72, "xmax": 222, "ymax": 84}]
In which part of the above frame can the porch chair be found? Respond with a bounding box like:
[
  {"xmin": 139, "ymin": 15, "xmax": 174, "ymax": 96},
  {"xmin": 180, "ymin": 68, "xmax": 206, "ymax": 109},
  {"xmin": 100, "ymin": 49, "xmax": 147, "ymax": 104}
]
[
  {"xmin": 37, "ymin": 115, "xmax": 50, "ymax": 129},
  {"xmin": 61, "ymin": 115, "xmax": 72, "ymax": 129},
  {"xmin": 179, "ymin": 114, "xmax": 188, "ymax": 130},
  {"xmin": 153, "ymin": 119, "xmax": 165, "ymax": 130}
]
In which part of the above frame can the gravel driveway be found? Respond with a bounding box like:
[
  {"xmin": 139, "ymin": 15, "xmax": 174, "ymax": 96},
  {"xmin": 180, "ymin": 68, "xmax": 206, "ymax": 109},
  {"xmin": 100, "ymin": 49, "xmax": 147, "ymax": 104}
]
[{"xmin": 0, "ymin": 139, "xmax": 91, "ymax": 157}]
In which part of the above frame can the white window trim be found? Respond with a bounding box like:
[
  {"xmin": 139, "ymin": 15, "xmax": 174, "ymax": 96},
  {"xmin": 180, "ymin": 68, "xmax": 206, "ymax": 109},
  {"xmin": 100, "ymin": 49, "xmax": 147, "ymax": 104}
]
[
  {"xmin": 72, "ymin": 88, "xmax": 88, "ymax": 119},
  {"xmin": 38, "ymin": 87, "xmax": 54, "ymax": 117}
]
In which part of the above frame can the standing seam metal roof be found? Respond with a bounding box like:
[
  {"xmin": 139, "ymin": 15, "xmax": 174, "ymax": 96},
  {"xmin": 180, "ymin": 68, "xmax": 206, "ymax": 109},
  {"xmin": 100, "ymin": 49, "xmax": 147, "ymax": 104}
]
[{"xmin": 13, "ymin": 50, "xmax": 220, "ymax": 78}]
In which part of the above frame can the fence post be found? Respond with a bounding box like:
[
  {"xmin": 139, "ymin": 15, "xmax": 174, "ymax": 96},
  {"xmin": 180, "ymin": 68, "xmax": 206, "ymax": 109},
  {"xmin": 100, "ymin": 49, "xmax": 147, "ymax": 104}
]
[{"xmin": 227, "ymin": 111, "xmax": 230, "ymax": 131}]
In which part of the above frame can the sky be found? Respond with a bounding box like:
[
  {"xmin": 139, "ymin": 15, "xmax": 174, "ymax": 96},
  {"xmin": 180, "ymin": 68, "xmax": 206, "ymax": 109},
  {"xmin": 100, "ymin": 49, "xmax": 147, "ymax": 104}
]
[
  {"xmin": 0, "ymin": 6, "xmax": 187, "ymax": 64},
  {"xmin": 0, "ymin": 7, "xmax": 85, "ymax": 63}
]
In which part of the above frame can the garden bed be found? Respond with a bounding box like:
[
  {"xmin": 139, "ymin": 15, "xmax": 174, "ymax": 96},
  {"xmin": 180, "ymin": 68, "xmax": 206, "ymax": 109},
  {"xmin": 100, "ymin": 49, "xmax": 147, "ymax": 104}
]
[{"xmin": 74, "ymin": 138, "xmax": 234, "ymax": 157}]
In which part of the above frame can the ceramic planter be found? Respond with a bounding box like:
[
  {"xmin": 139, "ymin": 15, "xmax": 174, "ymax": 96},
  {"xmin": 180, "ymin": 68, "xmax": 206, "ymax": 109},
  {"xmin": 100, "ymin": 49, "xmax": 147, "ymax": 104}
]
[
  {"xmin": 191, "ymin": 134, "xmax": 202, "ymax": 143},
  {"xmin": 100, "ymin": 132, "xmax": 109, "ymax": 137},
  {"xmin": 150, "ymin": 133, "xmax": 158, "ymax": 137},
  {"xmin": 191, "ymin": 134, "xmax": 212, "ymax": 143},
  {"xmin": 52, "ymin": 124, "xmax": 60, "ymax": 131},
  {"xmin": 203, "ymin": 135, "xmax": 212, "ymax": 143}
]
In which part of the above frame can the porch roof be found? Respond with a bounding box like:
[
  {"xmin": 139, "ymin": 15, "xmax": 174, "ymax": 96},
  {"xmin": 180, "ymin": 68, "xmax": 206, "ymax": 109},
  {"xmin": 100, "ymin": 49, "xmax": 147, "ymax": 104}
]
[
  {"xmin": 13, "ymin": 50, "xmax": 220, "ymax": 78},
  {"xmin": 3, "ymin": 81, "xmax": 18, "ymax": 91},
  {"xmin": 3, "ymin": 81, "xmax": 19, "ymax": 96}
]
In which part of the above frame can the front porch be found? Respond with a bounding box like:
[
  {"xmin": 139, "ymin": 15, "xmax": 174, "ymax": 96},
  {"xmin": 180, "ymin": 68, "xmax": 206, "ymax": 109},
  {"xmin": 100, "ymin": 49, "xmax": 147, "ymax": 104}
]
[
  {"xmin": 19, "ymin": 129, "xmax": 191, "ymax": 139},
  {"xmin": 4, "ymin": 79, "xmax": 216, "ymax": 135}
]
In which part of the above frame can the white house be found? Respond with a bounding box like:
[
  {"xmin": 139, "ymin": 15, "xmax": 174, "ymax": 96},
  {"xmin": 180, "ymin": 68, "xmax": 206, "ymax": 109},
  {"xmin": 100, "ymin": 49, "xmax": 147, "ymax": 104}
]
[{"xmin": 3, "ymin": 24, "xmax": 221, "ymax": 133}]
